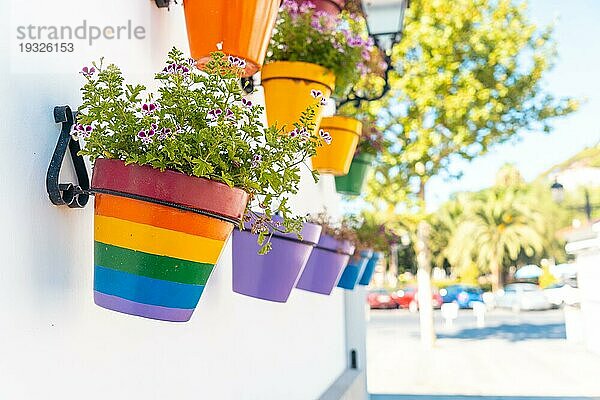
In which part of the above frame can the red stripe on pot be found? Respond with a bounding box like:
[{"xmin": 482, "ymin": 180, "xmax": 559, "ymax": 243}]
[{"xmin": 91, "ymin": 159, "xmax": 249, "ymax": 221}]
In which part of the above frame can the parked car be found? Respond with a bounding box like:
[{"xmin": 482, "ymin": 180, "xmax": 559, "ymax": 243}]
[
  {"xmin": 543, "ymin": 282, "xmax": 580, "ymax": 307},
  {"xmin": 440, "ymin": 285, "xmax": 484, "ymax": 308},
  {"xmin": 368, "ymin": 289, "xmax": 398, "ymax": 309},
  {"xmin": 393, "ymin": 285, "xmax": 443, "ymax": 312},
  {"xmin": 495, "ymin": 283, "xmax": 552, "ymax": 311}
]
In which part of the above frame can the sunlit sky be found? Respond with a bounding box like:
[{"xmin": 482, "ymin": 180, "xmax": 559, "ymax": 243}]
[{"xmin": 426, "ymin": 0, "xmax": 600, "ymax": 210}]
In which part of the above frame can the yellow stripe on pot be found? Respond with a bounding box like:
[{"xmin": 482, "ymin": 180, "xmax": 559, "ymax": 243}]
[
  {"xmin": 94, "ymin": 215, "xmax": 225, "ymax": 265},
  {"xmin": 261, "ymin": 61, "xmax": 335, "ymax": 135},
  {"xmin": 312, "ymin": 116, "xmax": 362, "ymax": 176}
]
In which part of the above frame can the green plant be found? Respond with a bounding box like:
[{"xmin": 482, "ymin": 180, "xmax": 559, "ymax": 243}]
[
  {"xmin": 308, "ymin": 212, "xmax": 358, "ymax": 243},
  {"xmin": 267, "ymin": 1, "xmax": 377, "ymax": 98},
  {"xmin": 355, "ymin": 119, "xmax": 386, "ymax": 157},
  {"xmin": 75, "ymin": 48, "xmax": 325, "ymax": 253}
]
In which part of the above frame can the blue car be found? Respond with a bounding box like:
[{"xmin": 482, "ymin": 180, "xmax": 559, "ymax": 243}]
[{"xmin": 440, "ymin": 285, "xmax": 483, "ymax": 308}]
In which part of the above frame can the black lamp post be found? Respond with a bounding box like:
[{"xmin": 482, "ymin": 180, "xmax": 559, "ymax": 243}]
[
  {"xmin": 338, "ymin": 0, "xmax": 409, "ymax": 107},
  {"xmin": 551, "ymin": 179, "xmax": 599, "ymax": 222}
]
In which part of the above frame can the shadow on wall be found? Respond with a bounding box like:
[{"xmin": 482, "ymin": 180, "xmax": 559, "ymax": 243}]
[
  {"xmin": 436, "ymin": 323, "xmax": 566, "ymax": 342},
  {"xmin": 371, "ymin": 395, "xmax": 598, "ymax": 400}
]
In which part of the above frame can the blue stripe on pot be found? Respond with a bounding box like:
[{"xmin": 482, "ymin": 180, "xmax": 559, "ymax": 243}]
[
  {"xmin": 358, "ymin": 251, "xmax": 384, "ymax": 286},
  {"xmin": 94, "ymin": 266, "xmax": 204, "ymax": 309},
  {"xmin": 337, "ymin": 249, "xmax": 374, "ymax": 290}
]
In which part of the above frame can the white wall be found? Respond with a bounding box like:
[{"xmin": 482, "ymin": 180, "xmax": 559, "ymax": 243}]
[{"xmin": 0, "ymin": 1, "xmax": 356, "ymax": 398}]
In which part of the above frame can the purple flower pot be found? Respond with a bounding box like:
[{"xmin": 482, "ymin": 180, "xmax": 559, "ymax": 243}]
[
  {"xmin": 358, "ymin": 251, "xmax": 383, "ymax": 286},
  {"xmin": 296, "ymin": 234, "xmax": 355, "ymax": 295},
  {"xmin": 232, "ymin": 221, "xmax": 322, "ymax": 302},
  {"xmin": 337, "ymin": 249, "xmax": 374, "ymax": 290}
]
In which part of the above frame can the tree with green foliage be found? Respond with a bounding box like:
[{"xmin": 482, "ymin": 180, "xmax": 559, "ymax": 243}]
[
  {"xmin": 447, "ymin": 189, "xmax": 546, "ymax": 291},
  {"xmin": 364, "ymin": 0, "xmax": 577, "ymax": 347}
]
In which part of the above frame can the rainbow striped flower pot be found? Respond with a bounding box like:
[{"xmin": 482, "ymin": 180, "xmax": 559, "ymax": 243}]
[
  {"xmin": 91, "ymin": 159, "xmax": 248, "ymax": 322},
  {"xmin": 337, "ymin": 249, "xmax": 373, "ymax": 290},
  {"xmin": 358, "ymin": 251, "xmax": 383, "ymax": 286},
  {"xmin": 232, "ymin": 220, "xmax": 322, "ymax": 302},
  {"xmin": 296, "ymin": 234, "xmax": 355, "ymax": 295}
]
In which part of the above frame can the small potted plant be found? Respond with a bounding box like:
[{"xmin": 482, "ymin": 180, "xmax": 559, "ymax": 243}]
[
  {"xmin": 338, "ymin": 215, "xmax": 395, "ymax": 289},
  {"xmin": 335, "ymin": 119, "xmax": 385, "ymax": 196},
  {"xmin": 295, "ymin": 213, "xmax": 356, "ymax": 295},
  {"xmin": 263, "ymin": 1, "xmax": 375, "ymax": 135},
  {"xmin": 232, "ymin": 215, "xmax": 322, "ymax": 303},
  {"xmin": 76, "ymin": 48, "xmax": 322, "ymax": 321},
  {"xmin": 183, "ymin": 0, "xmax": 281, "ymax": 77},
  {"xmin": 355, "ymin": 217, "xmax": 395, "ymax": 286}
]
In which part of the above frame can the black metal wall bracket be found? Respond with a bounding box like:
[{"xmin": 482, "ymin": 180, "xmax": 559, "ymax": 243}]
[
  {"xmin": 46, "ymin": 105, "xmax": 90, "ymax": 209},
  {"xmin": 155, "ymin": 0, "xmax": 173, "ymax": 8}
]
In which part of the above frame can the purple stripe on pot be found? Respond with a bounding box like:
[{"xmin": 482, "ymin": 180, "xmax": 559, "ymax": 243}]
[
  {"xmin": 94, "ymin": 291, "xmax": 195, "ymax": 322},
  {"xmin": 337, "ymin": 250, "xmax": 374, "ymax": 290},
  {"xmin": 295, "ymin": 234, "xmax": 355, "ymax": 295},
  {"xmin": 232, "ymin": 222, "xmax": 322, "ymax": 303},
  {"xmin": 358, "ymin": 251, "xmax": 384, "ymax": 286}
]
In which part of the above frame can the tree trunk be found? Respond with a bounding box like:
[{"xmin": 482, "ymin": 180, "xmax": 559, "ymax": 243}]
[
  {"xmin": 490, "ymin": 259, "xmax": 503, "ymax": 292},
  {"xmin": 416, "ymin": 179, "xmax": 436, "ymax": 348}
]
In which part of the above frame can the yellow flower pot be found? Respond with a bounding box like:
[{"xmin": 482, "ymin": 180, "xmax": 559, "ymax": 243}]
[
  {"xmin": 262, "ymin": 61, "xmax": 336, "ymax": 134},
  {"xmin": 312, "ymin": 116, "xmax": 362, "ymax": 176}
]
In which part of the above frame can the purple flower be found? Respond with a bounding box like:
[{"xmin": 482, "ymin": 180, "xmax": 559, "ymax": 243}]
[
  {"xmin": 142, "ymin": 103, "xmax": 158, "ymax": 115},
  {"xmin": 319, "ymin": 129, "xmax": 332, "ymax": 144},
  {"xmin": 251, "ymin": 154, "xmax": 262, "ymax": 167},
  {"xmin": 310, "ymin": 89, "xmax": 323, "ymax": 99},
  {"xmin": 242, "ymin": 98, "xmax": 253, "ymax": 108},
  {"xmin": 80, "ymin": 66, "xmax": 96, "ymax": 78},
  {"xmin": 228, "ymin": 56, "xmax": 247, "ymax": 69},
  {"xmin": 348, "ymin": 36, "xmax": 364, "ymax": 48},
  {"xmin": 320, "ymin": 97, "xmax": 327, "ymax": 106},
  {"xmin": 289, "ymin": 128, "xmax": 298, "ymax": 138},
  {"xmin": 225, "ymin": 108, "xmax": 235, "ymax": 119},
  {"xmin": 137, "ymin": 129, "xmax": 155, "ymax": 145},
  {"xmin": 299, "ymin": 127, "xmax": 310, "ymax": 141},
  {"xmin": 82, "ymin": 125, "xmax": 93, "ymax": 138},
  {"xmin": 70, "ymin": 124, "xmax": 93, "ymax": 140},
  {"xmin": 298, "ymin": 1, "xmax": 315, "ymax": 13},
  {"xmin": 158, "ymin": 127, "xmax": 172, "ymax": 140},
  {"xmin": 207, "ymin": 108, "xmax": 223, "ymax": 120},
  {"xmin": 162, "ymin": 62, "xmax": 191, "ymax": 75}
]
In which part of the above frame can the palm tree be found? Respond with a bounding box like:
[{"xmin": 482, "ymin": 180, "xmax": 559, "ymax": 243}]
[{"xmin": 447, "ymin": 189, "xmax": 546, "ymax": 291}]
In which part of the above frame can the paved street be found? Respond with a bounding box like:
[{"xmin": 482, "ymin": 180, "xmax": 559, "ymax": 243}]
[{"xmin": 367, "ymin": 308, "xmax": 600, "ymax": 399}]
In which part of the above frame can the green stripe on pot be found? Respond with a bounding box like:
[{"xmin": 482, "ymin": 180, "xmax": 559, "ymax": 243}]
[
  {"xmin": 334, "ymin": 153, "xmax": 375, "ymax": 196},
  {"xmin": 94, "ymin": 242, "xmax": 214, "ymax": 286}
]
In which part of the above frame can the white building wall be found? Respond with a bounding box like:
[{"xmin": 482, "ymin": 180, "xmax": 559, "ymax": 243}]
[{"xmin": 0, "ymin": 2, "xmax": 360, "ymax": 399}]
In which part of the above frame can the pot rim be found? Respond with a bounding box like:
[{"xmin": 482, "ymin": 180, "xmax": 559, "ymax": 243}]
[
  {"xmin": 315, "ymin": 233, "xmax": 355, "ymax": 255},
  {"xmin": 320, "ymin": 116, "xmax": 363, "ymax": 136},
  {"xmin": 261, "ymin": 61, "xmax": 336, "ymax": 92},
  {"xmin": 237, "ymin": 215, "xmax": 323, "ymax": 245},
  {"xmin": 91, "ymin": 158, "xmax": 249, "ymax": 223}
]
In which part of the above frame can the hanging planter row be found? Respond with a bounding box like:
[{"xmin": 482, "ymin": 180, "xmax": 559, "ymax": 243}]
[{"xmin": 44, "ymin": 0, "xmax": 400, "ymax": 322}]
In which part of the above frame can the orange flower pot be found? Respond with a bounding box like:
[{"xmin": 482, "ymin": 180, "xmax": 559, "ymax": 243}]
[
  {"xmin": 312, "ymin": 116, "xmax": 362, "ymax": 176},
  {"xmin": 262, "ymin": 61, "xmax": 336, "ymax": 134},
  {"xmin": 183, "ymin": 0, "xmax": 280, "ymax": 77}
]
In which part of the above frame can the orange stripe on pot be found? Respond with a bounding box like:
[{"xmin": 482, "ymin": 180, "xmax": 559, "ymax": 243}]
[
  {"xmin": 94, "ymin": 193, "xmax": 233, "ymax": 242},
  {"xmin": 94, "ymin": 215, "xmax": 226, "ymax": 265},
  {"xmin": 312, "ymin": 116, "xmax": 362, "ymax": 176},
  {"xmin": 183, "ymin": 0, "xmax": 281, "ymax": 77},
  {"xmin": 262, "ymin": 61, "xmax": 336, "ymax": 134}
]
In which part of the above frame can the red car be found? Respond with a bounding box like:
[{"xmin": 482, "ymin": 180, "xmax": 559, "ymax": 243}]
[
  {"xmin": 368, "ymin": 289, "xmax": 398, "ymax": 309},
  {"xmin": 393, "ymin": 285, "xmax": 442, "ymax": 311}
]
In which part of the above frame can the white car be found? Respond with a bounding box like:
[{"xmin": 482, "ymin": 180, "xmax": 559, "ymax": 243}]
[
  {"xmin": 543, "ymin": 283, "xmax": 580, "ymax": 307},
  {"xmin": 495, "ymin": 283, "xmax": 552, "ymax": 311}
]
